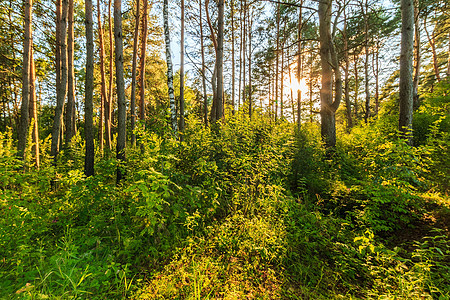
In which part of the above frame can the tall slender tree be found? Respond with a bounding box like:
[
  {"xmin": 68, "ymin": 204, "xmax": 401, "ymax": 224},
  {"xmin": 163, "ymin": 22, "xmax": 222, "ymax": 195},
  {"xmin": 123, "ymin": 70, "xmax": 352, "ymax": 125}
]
[
  {"xmin": 231, "ymin": 0, "xmax": 236, "ymax": 114},
  {"xmin": 130, "ymin": 0, "xmax": 140, "ymax": 146},
  {"xmin": 97, "ymin": 0, "xmax": 107, "ymax": 153},
  {"xmin": 319, "ymin": 0, "xmax": 341, "ymax": 148},
  {"xmin": 51, "ymin": 0, "xmax": 68, "ymax": 160},
  {"xmin": 297, "ymin": 1, "xmax": 303, "ymax": 129},
  {"xmin": 65, "ymin": 0, "xmax": 76, "ymax": 146},
  {"xmin": 29, "ymin": 48, "xmax": 39, "ymax": 168},
  {"xmin": 216, "ymin": 0, "xmax": 224, "ymax": 122},
  {"xmin": 85, "ymin": 0, "xmax": 95, "ymax": 176},
  {"xmin": 199, "ymin": 0, "xmax": 208, "ymax": 125},
  {"xmin": 399, "ymin": 0, "xmax": 414, "ymax": 145},
  {"xmin": 139, "ymin": 0, "xmax": 148, "ymax": 123},
  {"xmin": 105, "ymin": 0, "xmax": 113, "ymax": 150},
  {"xmin": 163, "ymin": 0, "xmax": 177, "ymax": 132},
  {"xmin": 180, "ymin": 0, "xmax": 185, "ymax": 134},
  {"xmin": 413, "ymin": 0, "xmax": 421, "ymax": 108},
  {"xmin": 115, "ymin": 0, "xmax": 126, "ymax": 181},
  {"xmin": 18, "ymin": 0, "xmax": 33, "ymax": 159}
]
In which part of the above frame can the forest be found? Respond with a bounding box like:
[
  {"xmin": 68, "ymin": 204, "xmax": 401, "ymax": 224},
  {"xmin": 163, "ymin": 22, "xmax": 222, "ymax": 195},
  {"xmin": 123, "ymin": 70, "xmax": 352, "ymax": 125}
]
[{"xmin": 0, "ymin": 0, "xmax": 449, "ymax": 298}]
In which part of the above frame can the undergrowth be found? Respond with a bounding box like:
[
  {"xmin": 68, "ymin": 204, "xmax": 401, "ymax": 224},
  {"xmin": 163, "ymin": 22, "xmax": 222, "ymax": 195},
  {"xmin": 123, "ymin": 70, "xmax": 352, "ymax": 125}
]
[{"xmin": 0, "ymin": 106, "xmax": 449, "ymax": 299}]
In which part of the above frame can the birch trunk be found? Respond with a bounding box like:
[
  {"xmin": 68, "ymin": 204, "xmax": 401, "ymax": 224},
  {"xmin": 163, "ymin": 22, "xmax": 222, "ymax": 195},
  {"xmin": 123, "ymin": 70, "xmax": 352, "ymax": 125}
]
[
  {"xmin": 163, "ymin": 0, "xmax": 177, "ymax": 132},
  {"xmin": 180, "ymin": 0, "xmax": 185, "ymax": 133},
  {"xmin": 199, "ymin": 0, "xmax": 207, "ymax": 125}
]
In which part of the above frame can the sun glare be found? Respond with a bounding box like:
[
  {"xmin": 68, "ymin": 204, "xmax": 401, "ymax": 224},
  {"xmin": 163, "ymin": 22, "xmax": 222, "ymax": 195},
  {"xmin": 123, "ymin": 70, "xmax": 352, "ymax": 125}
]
[{"xmin": 289, "ymin": 78, "xmax": 308, "ymax": 94}]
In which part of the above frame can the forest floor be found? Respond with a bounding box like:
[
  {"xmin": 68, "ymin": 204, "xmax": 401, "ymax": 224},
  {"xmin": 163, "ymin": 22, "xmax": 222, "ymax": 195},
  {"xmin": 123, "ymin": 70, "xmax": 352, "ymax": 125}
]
[{"xmin": 1, "ymin": 116, "xmax": 449, "ymax": 299}]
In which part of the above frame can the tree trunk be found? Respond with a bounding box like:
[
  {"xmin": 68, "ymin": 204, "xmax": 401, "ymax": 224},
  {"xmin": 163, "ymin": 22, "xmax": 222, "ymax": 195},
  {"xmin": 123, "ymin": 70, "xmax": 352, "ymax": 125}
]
[
  {"xmin": 97, "ymin": 0, "xmax": 107, "ymax": 153},
  {"xmin": 163, "ymin": 0, "xmax": 177, "ymax": 132},
  {"xmin": 309, "ymin": 45, "xmax": 313, "ymax": 123},
  {"xmin": 319, "ymin": 0, "xmax": 340, "ymax": 148},
  {"xmin": 231, "ymin": 0, "xmax": 235, "ymax": 114},
  {"xmin": 275, "ymin": 3, "xmax": 280, "ymax": 121},
  {"xmin": 130, "ymin": 0, "xmax": 140, "ymax": 146},
  {"xmin": 447, "ymin": 31, "xmax": 450, "ymax": 77},
  {"xmin": 399, "ymin": 0, "xmax": 414, "ymax": 145},
  {"xmin": 242, "ymin": 0, "xmax": 246, "ymax": 112},
  {"xmin": 373, "ymin": 40, "xmax": 380, "ymax": 116},
  {"xmin": 364, "ymin": 0, "xmax": 370, "ymax": 123},
  {"xmin": 18, "ymin": 0, "xmax": 33, "ymax": 159},
  {"xmin": 343, "ymin": 6, "xmax": 352, "ymax": 129},
  {"xmin": 180, "ymin": 0, "xmax": 185, "ymax": 135},
  {"xmin": 139, "ymin": 0, "xmax": 148, "ymax": 123},
  {"xmin": 85, "ymin": 0, "xmax": 95, "ymax": 176},
  {"xmin": 105, "ymin": 0, "xmax": 113, "ymax": 150},
  {"xmin": 353, "ymin": 52, "xmax": 359, "ymax": 121},
  {"xmin": 51, "ymin": 0, "xmax": 68, "ymax": 160},
  {"xmin": 238, "ymin": 1, "xmax": 242, "ymax": 109},
  {"xmin": 413, "ymin": 0, "xmax": 420, "ymax": 108},
  {"xmin": 115, "ymin": 0, "xmax": 126, "ymax": 181},
  {"xmin": 280, "ymin": 36, "xmax": 285, "ymax": 119},
  {"xmin": 29, "ymin": 48, "xmax": 39, "ymax": 168},
  {"xmin": 297, "ymin": 2, "xmax": 303, "ymax": 129},
  {"xmin": 216, "ymin": 0, "xmax": 224, "ymax": 121},
  {"xmin": 248, "ymin": 7, "xmax": 252, "ymax": 118},
  {"xmin": 289, "ymin": 52, "xmax": 295, "ymax": 123},
  {"xmin": 66, "ymin": 0, "xmax": 76, "ymax": 147},
  {"xmin": 199, "ymin": 0, "xmax": 207, "ymax": 125}
]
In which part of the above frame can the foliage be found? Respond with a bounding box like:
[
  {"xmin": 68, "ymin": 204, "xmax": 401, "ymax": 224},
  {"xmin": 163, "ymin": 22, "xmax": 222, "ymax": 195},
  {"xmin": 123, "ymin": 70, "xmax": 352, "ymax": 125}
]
[{"xmin": 1, "ymin": 108, "xmax": 449, "ymax": 299}]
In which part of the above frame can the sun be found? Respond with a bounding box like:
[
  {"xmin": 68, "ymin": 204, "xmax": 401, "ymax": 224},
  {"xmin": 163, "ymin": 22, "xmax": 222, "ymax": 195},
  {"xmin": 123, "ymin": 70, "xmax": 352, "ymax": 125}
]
[{"xmin": 290, "ymin": 78, "xmax": 308, "ymax": 95}]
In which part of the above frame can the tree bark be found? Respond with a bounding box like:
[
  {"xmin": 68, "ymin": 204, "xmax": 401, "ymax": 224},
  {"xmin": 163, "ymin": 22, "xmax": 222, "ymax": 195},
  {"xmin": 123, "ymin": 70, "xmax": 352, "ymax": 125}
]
[
  {"xmin": 399, "ymin": 0, "xmax": 414, "ymax": 145},
  {"xmin": 85, "ymin": 0, "xmax": 95, "ymax": 176},
  {"xmin": 343, "ymin": 5, "xmax": 352, "ymax": 129},
  {"xmin": 130, "ymin": 0, "xmax": 140, "ymax": 146},
  {"xmin": 18, "ymin": 0, "xmax": 33, "ymax": 159},
  {"xmin": 373, "ymin": 39, "xmax": 380, "ymax": 116},
  {"xmin": 163, "ymin": 0, "xmax": 177, "ymax": 132},
  {"xmin": 216, "ymin": 0, "xmax": 224, "ymax": 122},
  {"xmin": 413, "ymin": 0, "xmax": 420, "ymax": 108},
  {"xmin": 139, "ymin": 0, "xmax": 148, "ymax": 123},
  {"xmin": 97, "ymin": 0, "xmax": 107, "ymax": 153},
  {"xmin": 66, "ymin": 0, "xmax": 76, "ymax": 147},
  {"xmin": 51, "ymin": 0, "xmax": 68, "ymax": 160},
  {"xmin": 297, "ymin": 2, "xmax": 303, "ymax": 129},
  {"xmin": 319, "ymin": 0, "xmax": 340, "ymax": 148},
  {"xmin": 275, "ymin": 3, "xmax": 280, "ymax": 121},
  {"xmin": 199, "ymin": 0, "xmax": 207, "ymax": 125},
  {"xmin": 353, "ymin": 52, "xmax": 359, "ymax": 121},
  {"xmin": 231, "ymin": 0, "xmax": 235, "ymax": 114},
  {"xmin": 248, "ymin": 7, "xmax": 252, "ymax": 118},
  {"xmin": 363, "ymin": 0, "xmax": 370, "ymax": 123},
  {"xmin": 29, "ymin": 48, "xmax": 40, "ymax": 168},
  {"xmin": 115, "ymin": 0, "xmax": 126, "ymax": 181},
  {"xmin": 105, "ymin": 0, "xmax": 113, "ymax": 150},
  {"xmin": 180, "ymin": 0, "xmax": 185, "ymax": 134}
]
